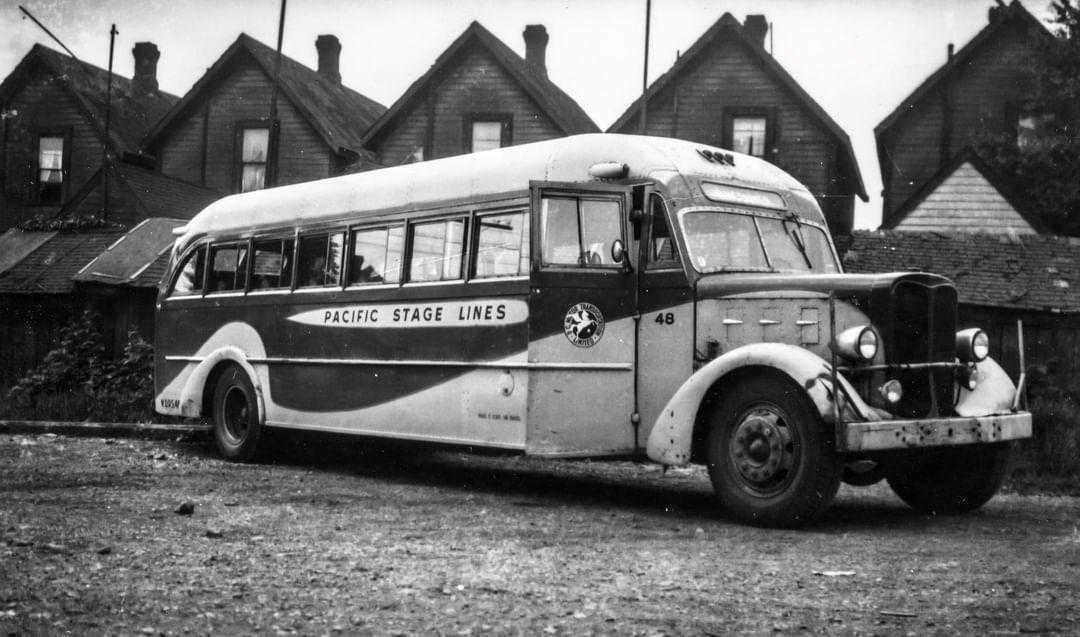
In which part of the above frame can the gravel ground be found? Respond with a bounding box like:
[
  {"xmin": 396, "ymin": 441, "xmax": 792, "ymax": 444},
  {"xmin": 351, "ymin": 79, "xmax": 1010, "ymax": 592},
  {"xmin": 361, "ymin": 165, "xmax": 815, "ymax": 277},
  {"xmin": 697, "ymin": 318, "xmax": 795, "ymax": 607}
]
[{"xmin": 1, "ymin": 431, "xmax": 1078, "ymax": 635}]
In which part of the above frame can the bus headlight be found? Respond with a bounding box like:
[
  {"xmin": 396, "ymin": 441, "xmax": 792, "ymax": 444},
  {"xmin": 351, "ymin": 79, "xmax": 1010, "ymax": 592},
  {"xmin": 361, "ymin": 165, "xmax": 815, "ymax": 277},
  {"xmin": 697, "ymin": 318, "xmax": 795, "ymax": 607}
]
[
  {"xmin": 956, "ymin": 328, "xmax": 989, "ymax": 362},
  {"xmin": 832, "ymin": 325, "xmax": 879, "ymax": 362}
]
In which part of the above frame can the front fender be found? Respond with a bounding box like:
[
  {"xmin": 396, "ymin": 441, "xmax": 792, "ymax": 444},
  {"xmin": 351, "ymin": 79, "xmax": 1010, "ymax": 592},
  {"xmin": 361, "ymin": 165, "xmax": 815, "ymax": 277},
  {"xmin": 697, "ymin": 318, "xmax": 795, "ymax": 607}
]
[
  {"xmin": 645, "ymin": 343, "xmax": 875, "ymax": 466},
  {"xmin": 178, "ymin": 346, "xmax": 266, "ymax": 424}
]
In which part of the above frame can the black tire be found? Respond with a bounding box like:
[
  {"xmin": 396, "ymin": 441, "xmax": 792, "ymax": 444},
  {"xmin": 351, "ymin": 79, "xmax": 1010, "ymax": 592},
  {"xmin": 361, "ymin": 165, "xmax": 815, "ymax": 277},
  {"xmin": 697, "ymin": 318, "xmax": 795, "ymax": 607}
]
[
  {"xmin": 705, "ymin": 375, "xmax": 841, "ymax": 528},
  {"xmin": 885, "ymin": 443, "xmax": 1011, "ymax": 515},
  {"xmin": 211, "ymin": 365, "xmax": 264, "ymax": 462}
]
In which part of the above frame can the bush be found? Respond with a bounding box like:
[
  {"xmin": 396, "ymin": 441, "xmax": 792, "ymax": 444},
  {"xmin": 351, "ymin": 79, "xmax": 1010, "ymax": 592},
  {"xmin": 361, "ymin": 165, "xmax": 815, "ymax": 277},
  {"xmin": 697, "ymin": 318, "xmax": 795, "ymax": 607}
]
[{"xmin": 1, "ymin": 310, "xmax": 160, "ymax": 423}]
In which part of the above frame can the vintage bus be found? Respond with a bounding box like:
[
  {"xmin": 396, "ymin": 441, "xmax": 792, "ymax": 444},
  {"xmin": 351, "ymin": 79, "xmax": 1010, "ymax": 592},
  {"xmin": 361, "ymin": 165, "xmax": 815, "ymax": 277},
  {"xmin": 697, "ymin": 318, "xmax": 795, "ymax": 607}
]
[{"xmin": 155, "ymin": 134, "xmax": 1031, "ymax": 527}]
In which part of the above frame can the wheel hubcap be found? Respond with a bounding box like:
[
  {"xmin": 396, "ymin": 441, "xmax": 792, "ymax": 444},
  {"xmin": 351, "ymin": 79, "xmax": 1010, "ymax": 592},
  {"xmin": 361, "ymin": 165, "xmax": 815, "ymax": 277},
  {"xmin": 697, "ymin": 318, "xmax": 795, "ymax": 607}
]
[
  {"xmin": 222, "ymin": 387, "xmax": 249, "ymax": 442},
  {"xmin": 729, "ymin": 405, "xmax": 798, "ymax": 496}
]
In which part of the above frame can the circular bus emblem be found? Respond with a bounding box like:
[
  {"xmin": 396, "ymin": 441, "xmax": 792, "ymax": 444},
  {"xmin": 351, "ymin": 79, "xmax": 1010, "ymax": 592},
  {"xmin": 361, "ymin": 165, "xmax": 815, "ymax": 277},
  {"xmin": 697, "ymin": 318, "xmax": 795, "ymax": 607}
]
[{"xmin": 564, "ymin": 302, "xmax": 604, "ymax": 347}]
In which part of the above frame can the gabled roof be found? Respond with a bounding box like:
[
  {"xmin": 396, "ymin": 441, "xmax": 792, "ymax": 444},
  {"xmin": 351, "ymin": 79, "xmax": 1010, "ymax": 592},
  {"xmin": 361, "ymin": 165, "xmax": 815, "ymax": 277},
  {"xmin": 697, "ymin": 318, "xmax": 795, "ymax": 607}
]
[
  {"xmin": 144, "ymin": 33, "xmax": 386, "ymax": 155},
  {"xmin": 607, "ymin": 13, "xmax": 866, "ymax": 201},
  {"xmin": 884, "ymin": 148, "xmax": 1049, "ymax": 232},
  {"xmin": 842, "ymin": 230, "xmax": 1080, "ymax": 313},
  {"xmin": 0, "ymin": 231, "xmax": 124, "ymax": 294},
  {"xmin": 874, "ymin": 1, "xmax": 1053, "ymax": 156},
  {"xmin": 361, "ymin": 21, "xmax": 599, "ymax": 147},
  {"xmin": 73, "ymin": 217, "xmax": 185, "ymax": 288},
  {"xmin": 61, "ymin": 159, "xmax": 219, "ymax": 223},
  {"xmin": 0, "ymin": 44, "xmax": 178, "ymax": 153}
]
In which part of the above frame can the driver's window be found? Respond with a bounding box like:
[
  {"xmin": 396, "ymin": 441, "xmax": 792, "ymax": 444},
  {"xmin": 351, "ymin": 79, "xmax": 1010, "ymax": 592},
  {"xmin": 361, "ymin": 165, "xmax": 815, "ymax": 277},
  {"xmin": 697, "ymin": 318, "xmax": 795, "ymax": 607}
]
[
  {"xmin": 541, "ymin": 195, "xmax": 622, "ymax": 268},
  {"xmin": 646, "ymin": 194, "xmax": 680, "ymax": 269}
]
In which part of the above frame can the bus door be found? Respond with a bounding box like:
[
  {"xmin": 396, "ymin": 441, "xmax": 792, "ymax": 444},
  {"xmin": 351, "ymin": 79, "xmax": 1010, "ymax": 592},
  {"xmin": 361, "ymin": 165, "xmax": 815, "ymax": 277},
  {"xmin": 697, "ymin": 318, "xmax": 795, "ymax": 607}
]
[
  {"xmin": 634, "ymin": 188, "xmax": 694, "ymax": 449},
  {"xmin": 526, "ymin": 183, "xmax": 636, "ymax": 455}
]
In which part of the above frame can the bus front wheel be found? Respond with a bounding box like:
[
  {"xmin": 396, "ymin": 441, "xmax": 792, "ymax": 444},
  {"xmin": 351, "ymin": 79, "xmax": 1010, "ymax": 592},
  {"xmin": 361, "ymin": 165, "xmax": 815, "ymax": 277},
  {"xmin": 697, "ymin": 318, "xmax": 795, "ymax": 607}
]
[
  {"xmin": 885, "ymin": 443, "xmax": 1011, "ymax": 515},
  {"xmin": 212, "ymin": 365, "xmax": 264, "ymax": 462},
  {"xmin": 705, "ymin": 375, "xmax": 841, "ymax": 527}
]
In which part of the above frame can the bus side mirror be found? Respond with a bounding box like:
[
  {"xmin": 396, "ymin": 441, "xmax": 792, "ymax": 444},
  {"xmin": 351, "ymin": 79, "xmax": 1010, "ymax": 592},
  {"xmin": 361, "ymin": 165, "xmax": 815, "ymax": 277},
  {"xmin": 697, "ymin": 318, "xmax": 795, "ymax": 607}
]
[{"xmin": 611, "ymin": 239, "xmax": 631, "ymax": 272}]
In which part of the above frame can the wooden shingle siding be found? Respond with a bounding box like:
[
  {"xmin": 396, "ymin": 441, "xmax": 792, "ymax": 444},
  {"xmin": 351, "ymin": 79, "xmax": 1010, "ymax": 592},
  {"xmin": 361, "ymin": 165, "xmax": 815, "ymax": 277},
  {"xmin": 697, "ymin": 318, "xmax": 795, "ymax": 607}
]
[
  {"xmin": 611, "ymin": 39, "xmax": 836, "ymax": 218},
  {"xmin": 373, "ymin": 45, "xmax": 562, "ymax": 165},
  {"xmin": 877, "ymin": 6, "xmax": 1051, "ymax": 227},
  {"xmin": 1, "ymin": 78, "xmax": 103, "ymax": 229},
  {"xmin": 153, "ymin": 58, "xmax": 331, "ymax": 194},
  {"xmin": 897, "ymin": 162, "xmax": 1036, "ymax": 234}
]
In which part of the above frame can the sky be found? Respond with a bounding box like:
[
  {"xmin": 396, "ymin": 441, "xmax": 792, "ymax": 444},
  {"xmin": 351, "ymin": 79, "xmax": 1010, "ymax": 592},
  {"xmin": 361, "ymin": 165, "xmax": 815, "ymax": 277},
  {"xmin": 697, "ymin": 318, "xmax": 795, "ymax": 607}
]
[{"xmin": 0, "ymin": 0, "xmax": 1060, "ymax": 229}]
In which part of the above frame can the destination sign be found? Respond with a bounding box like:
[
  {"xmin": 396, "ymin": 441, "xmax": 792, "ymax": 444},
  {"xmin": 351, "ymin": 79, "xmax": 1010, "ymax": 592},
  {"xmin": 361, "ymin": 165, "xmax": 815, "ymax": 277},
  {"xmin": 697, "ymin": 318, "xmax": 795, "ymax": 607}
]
[{"xmin": 287, "ymin": 299, "xmax": 529, "ymax": 328}]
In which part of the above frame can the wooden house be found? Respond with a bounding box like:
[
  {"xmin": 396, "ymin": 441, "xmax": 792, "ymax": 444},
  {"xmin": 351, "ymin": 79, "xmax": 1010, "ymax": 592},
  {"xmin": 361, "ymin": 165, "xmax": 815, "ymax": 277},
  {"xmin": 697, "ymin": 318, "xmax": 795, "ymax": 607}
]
[
  {"xmin": 875, "ymin": 0, "xmax": 1055, "ymax": 232},
  {"xmin": 143, "ymin": 33, "xmax": 386, "ymax": 194},
  {"xmin": 0, "ymin": 42, "xmax": 177, "ymax": 230},
  {"xmin": 607, "ymin": 13, "xmax": 866, "ymax": 237},
  {"xmin": 361, "ymin": 22, "xmax": 599, "ymax": 166}
]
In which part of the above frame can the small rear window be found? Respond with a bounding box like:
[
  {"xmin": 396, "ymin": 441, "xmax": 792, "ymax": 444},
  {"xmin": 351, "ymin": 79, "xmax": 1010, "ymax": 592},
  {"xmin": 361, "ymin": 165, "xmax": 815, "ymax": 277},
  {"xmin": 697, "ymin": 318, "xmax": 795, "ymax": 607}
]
[{"xmin": 170, "ymin": 246, "xmax": 206, "ymax": 296}]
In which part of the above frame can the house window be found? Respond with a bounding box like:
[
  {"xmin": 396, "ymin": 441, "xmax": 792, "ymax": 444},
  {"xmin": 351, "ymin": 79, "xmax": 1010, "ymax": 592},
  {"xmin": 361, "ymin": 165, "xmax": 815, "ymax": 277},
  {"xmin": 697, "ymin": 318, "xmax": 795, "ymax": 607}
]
[
  {"xmin": 1017, "ymin": 113, "xmax": 1055, "ymax": 150},
  {"xmin": 467, "ymin": 115, "xmax": 511, "ymax": 153},
  {"xmin": 731, "ymin": 116, "xmax": 767, "ymax": 157},
  {"xmin": 240, "ymin": 127, "xmax": 270, "ymax": 192},
  {"xmin": 37, "ymin": 135, "xmax": 64, "ymax": 204}
]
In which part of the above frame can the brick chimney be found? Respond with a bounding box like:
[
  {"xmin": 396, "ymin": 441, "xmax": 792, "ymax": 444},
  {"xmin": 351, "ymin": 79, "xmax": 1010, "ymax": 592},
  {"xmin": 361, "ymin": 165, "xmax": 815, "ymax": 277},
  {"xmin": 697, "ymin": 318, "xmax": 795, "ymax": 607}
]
[
  {"xmin": 315, "ymin": 34, "xmax": 341, "ymax": 84},
  {"xmin": 743, "ymin": 15, "xmax": 768, "ymax": 48},
  {"xmin": 523, "ymin": 25, "xmax": 548, "ymax": 76},
  {"xmin": 131, "ymin": 42, "xmax": 159, "ymax": 95}
]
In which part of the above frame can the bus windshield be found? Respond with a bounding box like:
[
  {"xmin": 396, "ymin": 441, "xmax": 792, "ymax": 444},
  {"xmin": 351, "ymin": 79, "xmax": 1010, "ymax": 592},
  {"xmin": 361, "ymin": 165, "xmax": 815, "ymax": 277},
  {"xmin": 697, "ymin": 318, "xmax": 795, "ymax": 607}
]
[{"xmin": 679, "ymin": 209, "xmax": 838, "ymax": 273}]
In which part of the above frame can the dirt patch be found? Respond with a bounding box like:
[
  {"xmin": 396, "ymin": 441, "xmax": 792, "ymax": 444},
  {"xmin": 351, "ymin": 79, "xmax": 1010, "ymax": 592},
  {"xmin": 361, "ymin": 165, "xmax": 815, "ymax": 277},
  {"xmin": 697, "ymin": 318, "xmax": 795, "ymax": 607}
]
[{"xmin": 2, "ymin": 432, "xmax": 1078, "ymax": 634}]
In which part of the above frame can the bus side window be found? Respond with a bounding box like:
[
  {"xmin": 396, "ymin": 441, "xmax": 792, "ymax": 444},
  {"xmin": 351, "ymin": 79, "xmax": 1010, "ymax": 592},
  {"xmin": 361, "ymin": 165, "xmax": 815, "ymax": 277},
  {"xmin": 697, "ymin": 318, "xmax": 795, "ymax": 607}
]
[
  {"xmin": 646, "ymin": 194, "xmax": 681, "ymax": 269},
  {"xmin": 408, "ymin": 219, "xmax": 467, "ymax": 282},
  {"xmin": 251, "ymin": 238, "xmax": 294, "ymax": 289},
  {"xmin": 297, "ymin": 233, "xmax": 344, "ymax": 287},
  {"xmin": 473, "ymin": 211, "xmax": 529, "ymax": 278},
  {"xmin": 541, "ymin": 196, "xmax": 621, "ymax": 267},
  {"xmin": 208, "ymin": 243, "xmax": 248, "ymax": 292},
  {"xmin": 170, "ymin": 245, "xmax": 206, "ymax": 296},
  {"xmin": 349, "ymin": 226, "xmax": 403, "ymax": 285}
]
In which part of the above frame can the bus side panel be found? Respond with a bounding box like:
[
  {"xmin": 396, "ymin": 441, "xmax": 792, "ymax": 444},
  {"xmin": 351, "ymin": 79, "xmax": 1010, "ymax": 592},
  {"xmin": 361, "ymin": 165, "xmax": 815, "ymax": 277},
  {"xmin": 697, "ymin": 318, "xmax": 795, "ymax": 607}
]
[{"xmin": 525, "ymin": 281, "xmax": 636, "ymax": 456}]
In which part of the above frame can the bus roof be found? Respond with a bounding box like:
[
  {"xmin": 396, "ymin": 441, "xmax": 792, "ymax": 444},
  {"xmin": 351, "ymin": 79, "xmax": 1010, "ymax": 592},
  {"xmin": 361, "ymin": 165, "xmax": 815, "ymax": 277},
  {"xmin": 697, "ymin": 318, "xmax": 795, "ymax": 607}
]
[{"xmin": 175, "ymin": 133, "xmax": 807, "ymax": 243}]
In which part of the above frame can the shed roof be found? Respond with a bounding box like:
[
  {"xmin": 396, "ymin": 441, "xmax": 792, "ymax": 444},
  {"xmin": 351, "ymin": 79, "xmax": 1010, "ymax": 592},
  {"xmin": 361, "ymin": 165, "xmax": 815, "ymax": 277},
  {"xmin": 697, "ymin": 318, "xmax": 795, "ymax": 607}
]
[
  {"xmin": 361, "ymin": 21, "xmax": 599, "ymax": 147},
  {"xmin": 607, "ymin": 13, "xmax": 866, "ymax": 201},
  {"xmin": 72, "ymin": 217, "xmax": 185, "ymax": 288},
  {"xmin": 0, "ymin": 44, "xmax": 178, "ymax": 153},
  {"xmin": 841, "ymin": 230, "xmax": 1080, "ymax": 313},
  {"xmin": 144, "ymin": 33, "xmax": 386, "ymax": 156},
  {"xmin": 0, "ymin": 229, "xmax": 56, "ymax": 277},
  {"xmin": 0, "ymin": 231, "xmax": 124, "ymax": 295}
]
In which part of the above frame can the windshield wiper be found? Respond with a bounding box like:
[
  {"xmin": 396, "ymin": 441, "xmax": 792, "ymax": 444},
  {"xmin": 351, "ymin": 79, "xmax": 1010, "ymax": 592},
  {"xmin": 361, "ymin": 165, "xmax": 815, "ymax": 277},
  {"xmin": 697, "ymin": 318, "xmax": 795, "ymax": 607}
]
[{"xmin": 783, "ymin": 212, "xmax": 814, "ymax": 269}]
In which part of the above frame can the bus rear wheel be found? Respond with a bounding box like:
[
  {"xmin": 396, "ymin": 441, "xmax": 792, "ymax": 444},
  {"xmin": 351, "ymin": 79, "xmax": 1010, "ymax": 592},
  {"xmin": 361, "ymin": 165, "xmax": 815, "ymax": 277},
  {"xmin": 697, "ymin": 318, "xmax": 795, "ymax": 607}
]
[
  {"xmin": 212, "ymin": 365, "xmax": 264, "ymax": 462},
  {"xmin": 705, "ymin": 375, "xmax": 840, "ymax": 528},
  {"xmin": 885, "ymin": 443, "xmax": 1011, "ymax": 515}
]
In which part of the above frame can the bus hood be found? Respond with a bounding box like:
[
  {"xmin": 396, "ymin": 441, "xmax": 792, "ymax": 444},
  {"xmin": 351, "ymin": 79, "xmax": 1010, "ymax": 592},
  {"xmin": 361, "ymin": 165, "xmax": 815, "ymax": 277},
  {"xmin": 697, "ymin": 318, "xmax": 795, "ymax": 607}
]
[{"xmin": 694, "ymin": 271, "xmax": 953, "ymax": 304}]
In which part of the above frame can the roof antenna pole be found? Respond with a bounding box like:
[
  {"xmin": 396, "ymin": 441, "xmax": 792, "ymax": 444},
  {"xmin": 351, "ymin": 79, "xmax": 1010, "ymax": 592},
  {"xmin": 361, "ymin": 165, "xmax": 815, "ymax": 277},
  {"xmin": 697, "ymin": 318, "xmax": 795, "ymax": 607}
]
[
  {"xmin": 102, "ymin": 23, "xmax": 117, "ymax": 221},
  {"xmin": 18, "ymin": 5, "xmax": 82, "ymax": 62},
  {"xmin": 639, "ymin": 0, "xmax": 651, "ymax": 135},
  {"xmin": 267, "ymin": 0, "xmax": 287, "ymax": 187}
]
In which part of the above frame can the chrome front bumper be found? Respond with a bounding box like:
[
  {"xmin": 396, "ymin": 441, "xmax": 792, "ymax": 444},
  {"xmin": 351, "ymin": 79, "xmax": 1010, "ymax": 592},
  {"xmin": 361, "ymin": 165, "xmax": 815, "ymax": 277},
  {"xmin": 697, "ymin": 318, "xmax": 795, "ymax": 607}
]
[{"xmin": 841, "ymin": 412, "xmax": 1032, "ymax": 452}]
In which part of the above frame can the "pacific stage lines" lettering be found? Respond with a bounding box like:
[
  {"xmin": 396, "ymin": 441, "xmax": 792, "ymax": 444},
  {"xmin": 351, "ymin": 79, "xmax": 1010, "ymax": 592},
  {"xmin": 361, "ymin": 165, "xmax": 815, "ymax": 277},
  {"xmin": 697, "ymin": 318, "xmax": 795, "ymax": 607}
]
[{"xmin": 287, "ymin": 299, "xmax": 528, "ymax": 329}]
